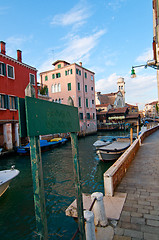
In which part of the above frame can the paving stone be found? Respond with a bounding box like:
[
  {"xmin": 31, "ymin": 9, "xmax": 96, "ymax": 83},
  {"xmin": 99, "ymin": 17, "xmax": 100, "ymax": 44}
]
[
  {"xmin": 147, "ymin": 219, "xmax": 159, "ymax": 227},
  {"xmin": 114, "ymin": 227, "xmax": 124, "ymax": 236},
  {"xmin": 144, "ymin": 232, "xmax": 159, "ymax": 240},
  {"xmin": 131, "ymin": 217, "xmax": 145, "ymax": 225},
  {"xmin": 113, "ymin": 235, "xmax": 131, "ymax": 240},
  {"xmin": 131, "ymin": 212, "xmax": 143, "ymax": 218},
  {"xmin": 144, "ymin": 214, "xmax": 159, "ymax": 221},
  {"xmin": 121, "ymin": 222, "xmax": 141, "ymax": 231},
  {"xmin": 124, "ymin": 229, "xmax": 143, "ymax": 238},
  {"xmin": 141, "ymin": 225, "xmax": 159, "ymax": 234}
]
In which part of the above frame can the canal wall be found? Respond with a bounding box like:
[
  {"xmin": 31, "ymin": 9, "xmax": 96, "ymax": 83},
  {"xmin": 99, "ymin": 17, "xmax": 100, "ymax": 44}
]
[{"xmin": 103, "ymin": 124, "xmax": 159, "ymax": 196}]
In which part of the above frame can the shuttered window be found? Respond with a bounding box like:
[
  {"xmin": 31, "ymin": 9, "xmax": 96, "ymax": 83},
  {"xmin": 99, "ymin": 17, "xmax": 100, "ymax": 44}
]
[
  {"xmin": 0, "ymin": 62, "xmax": 6, "ymax": 76},
  {"xmin": 67, "ymin": 83, "xmax": 71, "ymax": 91}
]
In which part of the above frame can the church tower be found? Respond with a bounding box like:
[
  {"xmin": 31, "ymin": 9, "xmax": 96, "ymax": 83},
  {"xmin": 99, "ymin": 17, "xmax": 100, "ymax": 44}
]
[{"xmin": 117, "ymin": 77, "xmax": 125, "ymax": 99}]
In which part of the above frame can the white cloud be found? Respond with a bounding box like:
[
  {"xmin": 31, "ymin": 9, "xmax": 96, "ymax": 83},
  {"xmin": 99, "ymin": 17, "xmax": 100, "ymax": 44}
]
[
  {"xmin": 95, "ymin": 73, "xmax": 121, "ymax": 93},
  {"xmin": 38, "ymin": 29, "xmax": 106, "ymax": 73},
  {"xmin": 51, "ymin": 2, "xmax": 91, "ymax": 27},
  {"xmin": 136, "ymin": 48, "xmax": 153, "ymax": 63}
]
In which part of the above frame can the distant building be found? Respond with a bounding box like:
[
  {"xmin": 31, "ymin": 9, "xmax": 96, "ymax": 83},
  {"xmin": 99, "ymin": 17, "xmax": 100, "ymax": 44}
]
[
  {"xmin": 0, "ymin": 41, "xmax": 38, "ymax": 150},
  {"xmin": 143, "ymin": 101, "xmax": 158, "ymax": 118},
  {"xmin": 96, "ymin": 77, "xmax": 140, "ymax": 129},
  {"xmin": 40, "ymin": 60, "xmax": 97, "ymax": 135}
]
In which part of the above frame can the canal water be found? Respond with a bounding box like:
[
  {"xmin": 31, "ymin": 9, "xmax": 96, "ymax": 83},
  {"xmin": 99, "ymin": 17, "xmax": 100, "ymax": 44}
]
[{"xmin": 0, "ymin": 131, "xmax": 131, "ymax": 240}]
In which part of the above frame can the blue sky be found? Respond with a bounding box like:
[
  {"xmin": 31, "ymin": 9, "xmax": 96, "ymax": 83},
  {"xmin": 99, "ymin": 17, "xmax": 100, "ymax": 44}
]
[{"xmin": 1, "ymin": 0, "xmax": 157, "ymax": 109}]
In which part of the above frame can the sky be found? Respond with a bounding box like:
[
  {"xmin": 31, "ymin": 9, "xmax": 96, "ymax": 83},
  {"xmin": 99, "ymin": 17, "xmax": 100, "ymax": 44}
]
[{"xmin": 0, "ymin": 0, "xmax": 157, "ymax": 110}]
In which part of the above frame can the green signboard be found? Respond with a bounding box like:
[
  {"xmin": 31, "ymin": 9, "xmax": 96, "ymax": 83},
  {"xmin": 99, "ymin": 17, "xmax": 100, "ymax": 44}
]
[{"xmin": 18, "ymin": 96, "xmax": 80, "ymax": 137}]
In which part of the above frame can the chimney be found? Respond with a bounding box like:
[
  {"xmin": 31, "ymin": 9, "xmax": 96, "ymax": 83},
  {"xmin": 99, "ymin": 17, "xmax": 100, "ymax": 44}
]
[
  {"xmin": 0, "ymin": 41, "xmax": 6, "ymax": 55},
  {"xmin": 17, "ymin": 50, "xmax": 22, "ymax": 62},
  {"xmin": 79, "ymin": 62, "xmax": 82, "ymax": 66}
]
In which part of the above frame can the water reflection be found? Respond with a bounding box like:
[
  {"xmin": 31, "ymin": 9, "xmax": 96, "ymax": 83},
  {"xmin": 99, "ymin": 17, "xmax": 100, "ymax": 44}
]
[{"xmin": 0, "ymin": 132, "xmax": 127, "ymax": 239}]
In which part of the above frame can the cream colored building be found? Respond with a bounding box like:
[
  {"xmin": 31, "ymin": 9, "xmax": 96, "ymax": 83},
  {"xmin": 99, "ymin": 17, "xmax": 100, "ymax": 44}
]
[{"xmin": 40, "ymin": 60, "xmax": 97, "ymax": 135}]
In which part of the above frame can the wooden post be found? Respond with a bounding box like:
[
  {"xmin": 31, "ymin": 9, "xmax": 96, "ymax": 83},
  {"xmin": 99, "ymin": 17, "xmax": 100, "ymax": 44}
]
[
  {"xmin": 137, "ymin": 121, "xmax": 139, "ymax": 138},
  {"xmin": 69, "ymin": 96, "xmax": 85, "ymax": 240},
  {"xmin": 25, "ymin": 83, "xmax": 48, "ymax": 240},
  {"xmin": 130, "ymin": 128, "xmax": 133, "ymax": 145},
  {"xmin": 70, "ymin": 133, "xmax": 85, "ymax": 240}
]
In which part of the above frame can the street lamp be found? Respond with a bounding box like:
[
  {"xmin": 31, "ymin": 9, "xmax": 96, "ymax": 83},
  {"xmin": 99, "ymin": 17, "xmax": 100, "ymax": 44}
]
[{"xmin": 131, "ymin": 60, "xmax": 159, "ymax": 78}]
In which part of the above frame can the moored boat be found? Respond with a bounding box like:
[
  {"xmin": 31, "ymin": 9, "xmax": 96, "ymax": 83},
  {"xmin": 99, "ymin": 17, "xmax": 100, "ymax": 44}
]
[
  {"xmin": 0, "ymin": 166, "xmax": 20, "ymax": 197},
  {"xmin": 16, "ymin": 138, "xmax": 68, "ymax": 155},
  {"xmin": 96, "ymin": 141, "xmax": 130, "ymax": 162}
]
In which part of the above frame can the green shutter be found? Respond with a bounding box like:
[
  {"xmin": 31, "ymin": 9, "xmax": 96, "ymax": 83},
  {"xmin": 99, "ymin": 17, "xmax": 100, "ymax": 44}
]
[
  {"xmin": 86, "ymin": 98, "xmax": 88, "ymax": 108},
  {"xmin": 79, "ymin": 97, "xmax": 81, "ymax": 107},
  {"xmin": 70, "ymin": 69, "xmax": 72, "ymax": 74},
  {"xmin": 79, "ymin": 70, "xmax": 81, "ymax": 76},
  {"xmin": 65, "ymin": 71, "xmax": 67, "ymax": 76},
  {"xmin": 68, "ymin": 83, "xmax": 71, "ymax": 91},
  {"xmin": 3, "ymin": 63, "xmax": 6, "ymax": 76},
  {"xmin": 52, "ymin": 74, "xmax": 55, "ymax": 79},
  {"xmin": 85, "ymin": 85, "xmax": 87, "ymax": 92},
  {"xmin": 76, "ymin": 69, "xmax": 78, "ymax": 74},
  {"xmin": 15, "ymin": 97, "xmax": 18, "ymax": 110},
  {"xmin": 58, "ymin": 64, "xmax": 61, "ymax": 68},
  {"xmin": 78, "ymin": 82, "xmax": 80, "ymax": 91},
  {"xmin": 85, "ymin": 72, "xmax": 87, "ymax": 78},
  {"xmin": 45, "ymin": 76, "xmax": 48, "ymax": 81}
]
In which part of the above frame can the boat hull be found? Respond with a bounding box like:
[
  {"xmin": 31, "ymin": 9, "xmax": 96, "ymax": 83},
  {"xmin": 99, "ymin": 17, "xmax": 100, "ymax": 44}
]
[
  {"xmin": 97, "ymin": 149, "xmax": 125, "ymax": 162},
  {"xmin": 0, "ymin": 169, "xmax": 20, "ymax": 197}
]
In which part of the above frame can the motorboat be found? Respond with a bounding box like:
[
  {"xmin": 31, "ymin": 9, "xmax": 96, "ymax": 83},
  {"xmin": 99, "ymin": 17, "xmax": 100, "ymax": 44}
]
[
  {"xmin": 0, "ymin": 166, "xmax": 20, "ymax": 197},
  {"xmin": 16, "ymin": 138, "xmax": 68, "ymax": 155},
  {"xmin": 96, "ymin": 141, "xmax": 130, "ymax": 162},
  {"xmin": 93, "ymin": 137, "xmax": 116, "ymax": 149}
]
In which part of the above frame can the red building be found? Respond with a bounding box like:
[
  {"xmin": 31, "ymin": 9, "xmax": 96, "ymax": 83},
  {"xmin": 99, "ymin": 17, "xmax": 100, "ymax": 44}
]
[{"xmin": 0, "ymin": 41, "xmax": 38, "ymax": 150}]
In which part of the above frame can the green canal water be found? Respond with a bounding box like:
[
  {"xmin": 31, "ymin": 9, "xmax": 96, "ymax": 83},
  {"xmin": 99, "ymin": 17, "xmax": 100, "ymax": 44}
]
[{"xmin": 0, "ymin": 132, "xmax": 128, "ymax": 240}]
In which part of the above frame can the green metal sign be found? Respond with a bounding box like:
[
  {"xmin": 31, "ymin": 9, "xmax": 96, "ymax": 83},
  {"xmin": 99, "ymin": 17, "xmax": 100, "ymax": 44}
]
[{"xmin": 18, "ymin": 96, "xmax": 80, "ymax": 137}]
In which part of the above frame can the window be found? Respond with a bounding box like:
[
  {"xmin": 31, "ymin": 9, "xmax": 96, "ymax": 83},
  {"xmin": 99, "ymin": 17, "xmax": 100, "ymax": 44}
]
[
  {"xmin": 7, "ymin": 65, "xmax": 14, "ymax": 79},
  {"xmin": 85, "ymin": 85, "xmax": 87, "ymax": 92},
  {"xmin": 121, "ymin": 86, "xmax": 123, "ymax": 90},
  {"xmin": 0, "ymin": 94, "xmax": 7, "ymax": 109},
  {"xmin": 9, "ymin": 96, "xmax": 17, "ymax": 110},
  {"xmin": 59, "ymin": 98, "xmax": 61, "ymax": 104},
  {"xmin": 93, "ymin": 113, "xmax": 95, "ymax": 119},
  {"xmin": 58, "ymin": 83, "xmax": 61, "ymax": 92},
  {"xmin": 0, "ymin": 62, "xmax": 6, "ymax": 76},
  {"xmin": 87, "ymin": 113, "xmax": 90, "ymax": 119},
  {"xmin": 92, "ymin": 99, "xmax": 94, "ymax": 104},
  {"xmin": 58, "ymin": 64, "xmax": 61, "ymax": 69},
  {"xmin": 79, "ymin": 70, "xmax": 81, "ymax": 76},
  {"xmin": 56, "ymin": 73, "xmax": 61, "ymax": 78},
  {"xmin": 65, "ymin": 70, "xmax": 67, "ymax": 76},
  {"xmin": 86, "ymin": 98, "xmax": 88, "ymax": 108},
  {"xmin": 78, "ymin": 82, "xmax": 80, "ymax": 91},
  {"xmin": 30, "ymin": 74, "xmax": 35, "ymax": 85},
  {"xmin": 51, "ymin": 84, "xmax": 54, "ymax": 93},
  {"xmin": 45, "ymin": 76, "xmax": 48, "ymax": 81},
  {"xmin": 79, "ymin": 113, "xmax": 83, "ymax": 120},
  {"xmin": 85, "ymin": 72, "xmax": 87, "ymax": 78},
  {"xmin": 91, "ymin": 75, "xmax": 93, "ymax": 81},
  {"xmin": 54, "ymin": 84, "xmax": 57, "ymax": 92},
  {"xmin": 76, "ymin": 69, "xmax": 81, "ymax": 75},
  {"xmin": 78, "ymin": 97, "xmax": 81, "ymax": 107},
  {"xmin": 65, "ymin": 69, "xmax": 73, "ymax": 76},
  {"xmin": 67, "ymin": 83, "xmax": 71, "ymax": 91},
  {"xmin": 91, "ymin": 87, "xmax": 94, "ymax": 91},
  {"xmin": 76, "ymin": 68, "xmax": 79, "ymax": 74},
  {"xmin": 52, "ymin": 74, "xmax": 55, "ymax": 79}
]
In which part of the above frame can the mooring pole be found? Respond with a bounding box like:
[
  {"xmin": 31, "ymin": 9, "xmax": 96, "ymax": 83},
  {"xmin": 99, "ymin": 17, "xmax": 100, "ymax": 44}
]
[
  {"xmin": 70, "ymin": 132, "xmax": 86, "ymax": 240},
  {"xmin": 25, "ymin": 83, "xmax": 48, "ymax": 240}
]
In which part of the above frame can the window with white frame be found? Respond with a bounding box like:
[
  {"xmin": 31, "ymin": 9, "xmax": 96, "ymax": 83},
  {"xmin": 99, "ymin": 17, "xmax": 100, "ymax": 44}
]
[
  {"xmin": 51, "ymin": 84, "xmax": 54, "ymax": 93},
  {"xmin": 30, "ymin": 73, "xmax": 35, "ymax": 85},
  {"xmin": 58, "ymin": 83, "xmax": 61, "ymax": 92},
  {"xmin": 7, "ymin": 65, "xmax": 14, "ymax": 79},
  {"xmin": 9, "ymin": 96, "xmax": 17, "ymax": 110},
  {"xmin": 0, "ymin": 94, "xmax": 6, "ymax": 109},
  {"xmin": 0, "ymin": 62, "xmax": 6, "ymax": 76}
]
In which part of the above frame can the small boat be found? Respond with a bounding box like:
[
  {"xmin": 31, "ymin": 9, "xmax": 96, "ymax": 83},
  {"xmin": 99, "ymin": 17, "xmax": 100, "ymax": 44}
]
[
  {"xmin": 0, "ymin": 166, "xmax": 20, "ymax": 197},
  {"xmin": 16, "ymin": 138, "xmax": 68, "ymax": 155},
  {"xmin": 93, "ymin": 137, "xmax": 116, "ymax": 149},
  {"xmin": 96, "ymin": 141, "xmax": 130, "ymax": 162}
]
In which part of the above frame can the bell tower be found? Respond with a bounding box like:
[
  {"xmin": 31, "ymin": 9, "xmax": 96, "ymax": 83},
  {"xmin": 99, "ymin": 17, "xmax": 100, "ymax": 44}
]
[{"xmin": 117, "ymin": 77, "xmax": 125, "ymax": 103}]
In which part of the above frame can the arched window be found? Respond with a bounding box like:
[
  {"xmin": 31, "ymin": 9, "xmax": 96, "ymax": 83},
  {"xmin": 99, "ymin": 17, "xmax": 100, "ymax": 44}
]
[
  {"xmin": 54, "ymin": 84, "xmax": 57, "ymax": 92},
  {"xmin": 51, "ymin": 84, "xmax": 54, "ymax": 93},
  {"xmin": 58, "ymin": 83, "xmax": 61, "ymax": 92}
]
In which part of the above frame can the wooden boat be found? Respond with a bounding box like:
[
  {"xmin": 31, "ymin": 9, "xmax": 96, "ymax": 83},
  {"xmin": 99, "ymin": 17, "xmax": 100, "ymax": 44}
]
[
  {"xmin": 96, "ymin": 141, "xmax": 130, "ymax": 162},
  {"xmin": 0, "ymin": 166, "xmax": 20, "ymax": 197},
  {"xmin": 16, "ymin": 138, "xmax": 68, "ymax": 155}
]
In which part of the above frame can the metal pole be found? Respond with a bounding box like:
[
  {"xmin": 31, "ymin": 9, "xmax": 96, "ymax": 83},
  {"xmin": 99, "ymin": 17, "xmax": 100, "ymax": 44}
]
[
  {"xmin": 25, "ymin": 83, "xmax": 48, "ymax": 239},
  {"xmin": 70, "ymin": 132, "xmax": 86, "ymax": 240}
]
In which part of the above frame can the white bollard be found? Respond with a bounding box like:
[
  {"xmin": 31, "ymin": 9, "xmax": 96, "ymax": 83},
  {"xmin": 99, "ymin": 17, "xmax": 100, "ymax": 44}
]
[
  {"xmin": 84, "ymin": 210, "xmax": 96, "ymax": 240},
  {"xmin": 91, "ymin": 192, "xmax": 108, "ymax": 227}
]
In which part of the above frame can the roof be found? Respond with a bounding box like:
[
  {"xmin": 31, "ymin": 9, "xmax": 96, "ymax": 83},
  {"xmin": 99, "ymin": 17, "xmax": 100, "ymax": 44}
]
[
  {"xmin": 96, "ymin": 103, "xmax": 110, "ymax": 107},
  {"xmin": 0, "ymin": 53, "xmax": 37, "ymax": 72},
  {"xmin": 125, "ymin": 114, "xmax": 140, "ymax": 119},
  {"xmin": 107, "ymin": 107, "xmax": 128, "ymax": 114},
  {"xmin": 52, "ymin": 60, "xmax": 70, "ymax": 66},
  {"xmin": 97, "ymin": 92, "xmax": 118, "ymax": 105},
  {"xmin": 145, "ymin": 101, "xmax": 158, "ymax": 106}
]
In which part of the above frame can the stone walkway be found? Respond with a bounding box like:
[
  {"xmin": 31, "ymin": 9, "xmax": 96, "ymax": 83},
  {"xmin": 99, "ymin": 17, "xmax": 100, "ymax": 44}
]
[{"xmin": 113, "ymin": 130, "xmax": 159, "ymax": 240}]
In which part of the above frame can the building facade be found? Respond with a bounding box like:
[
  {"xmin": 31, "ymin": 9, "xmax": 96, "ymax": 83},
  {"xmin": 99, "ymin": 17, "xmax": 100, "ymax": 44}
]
[
  {"xmin": 0, "ymin": 41, "xmax": 38, "ymax": 150},
  {"xmin": 40, "ymin": 60, "xmax": 97, "ymax": 135},
  {"xmin": 143, "ymin": 101, "xmax": 158, "ymax": 118}
]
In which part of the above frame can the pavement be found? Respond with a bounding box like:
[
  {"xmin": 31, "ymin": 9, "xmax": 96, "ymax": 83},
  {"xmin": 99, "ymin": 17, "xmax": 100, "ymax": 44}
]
[{"xmin": 114, "ymin": 129, "xmax": 159, "ymax": 240}]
